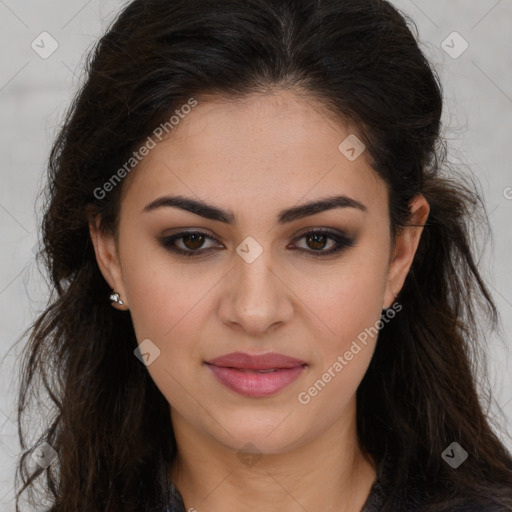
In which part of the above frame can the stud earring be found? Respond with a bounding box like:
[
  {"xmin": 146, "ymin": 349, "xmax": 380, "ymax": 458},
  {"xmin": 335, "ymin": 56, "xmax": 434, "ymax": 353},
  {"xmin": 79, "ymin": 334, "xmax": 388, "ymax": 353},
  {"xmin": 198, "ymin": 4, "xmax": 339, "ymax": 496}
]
[
  {"xmin": 382, "ymin": 293, "xmax": 399, "ymax": 314},
  {"xmin": 109, "ymin": 291, "xmax": 124, "ymax": 305}
]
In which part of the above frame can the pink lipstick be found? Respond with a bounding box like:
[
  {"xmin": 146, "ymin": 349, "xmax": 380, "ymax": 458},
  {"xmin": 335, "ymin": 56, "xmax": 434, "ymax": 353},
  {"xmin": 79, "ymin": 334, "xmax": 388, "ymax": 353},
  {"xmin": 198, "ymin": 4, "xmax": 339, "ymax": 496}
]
[{"xmin": 205, "ymin": 352, "xmax": 307, "ymax": 397}]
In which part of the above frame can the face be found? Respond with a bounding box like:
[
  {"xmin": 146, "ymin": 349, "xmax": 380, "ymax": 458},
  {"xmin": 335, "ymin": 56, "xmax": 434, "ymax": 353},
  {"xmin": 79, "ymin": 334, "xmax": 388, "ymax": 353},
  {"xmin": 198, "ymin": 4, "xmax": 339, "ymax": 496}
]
[{"xmin": 91, "ymin": 89, "xmax": 428, "ymax": 455}]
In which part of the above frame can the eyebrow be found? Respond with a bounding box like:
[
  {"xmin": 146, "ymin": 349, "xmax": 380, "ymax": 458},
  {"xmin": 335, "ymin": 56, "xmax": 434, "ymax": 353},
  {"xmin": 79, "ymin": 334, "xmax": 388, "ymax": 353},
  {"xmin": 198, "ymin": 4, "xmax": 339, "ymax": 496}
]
[{"xmin": 143, "ymin": 194, "xmax": 367, "ymax": 224}]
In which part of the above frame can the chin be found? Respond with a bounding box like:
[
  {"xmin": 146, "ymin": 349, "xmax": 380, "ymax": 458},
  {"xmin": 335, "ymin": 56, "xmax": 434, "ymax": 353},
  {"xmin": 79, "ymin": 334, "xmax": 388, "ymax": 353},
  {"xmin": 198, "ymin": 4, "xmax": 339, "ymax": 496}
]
[{"xmin": 209, "ymin": 416, "xmax": 312, "ymax": 455}]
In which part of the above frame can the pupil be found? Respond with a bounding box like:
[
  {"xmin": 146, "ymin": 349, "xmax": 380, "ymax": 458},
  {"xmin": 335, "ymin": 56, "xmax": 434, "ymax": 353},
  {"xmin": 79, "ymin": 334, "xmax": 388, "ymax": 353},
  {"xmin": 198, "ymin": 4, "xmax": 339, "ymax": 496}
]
[
  {"xmin": 307, "ymin": 233, "xmax": 327, "ymax": 250},
  {"xmin": 184, "ymin": 234, "xmax": 205, "ymax": 250}
]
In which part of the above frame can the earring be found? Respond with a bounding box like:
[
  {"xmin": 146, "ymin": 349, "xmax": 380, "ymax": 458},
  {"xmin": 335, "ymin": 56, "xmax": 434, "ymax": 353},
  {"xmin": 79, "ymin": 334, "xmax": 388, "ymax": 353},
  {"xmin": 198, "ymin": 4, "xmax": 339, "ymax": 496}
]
[
  {"xmin": 382, "ymin": 293, "xmax": 399, "ymax": 314},
  {"xmin": 109, "ymin": 291, "xmax": 124, "ymax": 305}
]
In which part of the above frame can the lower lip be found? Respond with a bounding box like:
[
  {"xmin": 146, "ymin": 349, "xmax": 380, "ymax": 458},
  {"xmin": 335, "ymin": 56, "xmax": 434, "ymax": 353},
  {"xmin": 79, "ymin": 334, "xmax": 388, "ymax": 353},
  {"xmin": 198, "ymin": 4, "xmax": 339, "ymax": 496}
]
[{"xmin": 205, "ymin": 363, "xmax": 307, "ymax": 397}]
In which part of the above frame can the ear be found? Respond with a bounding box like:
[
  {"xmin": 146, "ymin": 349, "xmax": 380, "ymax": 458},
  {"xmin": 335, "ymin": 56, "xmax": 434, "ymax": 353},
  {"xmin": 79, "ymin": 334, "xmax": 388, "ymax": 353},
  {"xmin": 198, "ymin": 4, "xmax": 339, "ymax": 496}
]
[
  {"xmin": 89, "ymin": 215, "xmax": 129, "ymax": 310},
  {"xmin": 383, "ymin": 194, "xmax": 430, "ymax": 308}
]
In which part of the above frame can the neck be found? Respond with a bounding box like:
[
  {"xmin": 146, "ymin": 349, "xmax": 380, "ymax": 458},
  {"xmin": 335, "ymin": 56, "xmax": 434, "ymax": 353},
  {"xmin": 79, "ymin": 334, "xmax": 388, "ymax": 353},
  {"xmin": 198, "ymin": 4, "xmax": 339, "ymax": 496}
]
[{"xmin": 169, "ymin": 399, "xmax": 377, "ymax": 512}]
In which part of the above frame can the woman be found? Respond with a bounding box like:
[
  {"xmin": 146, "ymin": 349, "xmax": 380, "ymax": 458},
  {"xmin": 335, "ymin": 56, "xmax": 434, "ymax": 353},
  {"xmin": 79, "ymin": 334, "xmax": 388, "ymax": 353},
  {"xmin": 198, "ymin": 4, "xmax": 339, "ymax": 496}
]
[{"xmin": 14, "ymin": 0, "xmax": 512, "ymax": 510}]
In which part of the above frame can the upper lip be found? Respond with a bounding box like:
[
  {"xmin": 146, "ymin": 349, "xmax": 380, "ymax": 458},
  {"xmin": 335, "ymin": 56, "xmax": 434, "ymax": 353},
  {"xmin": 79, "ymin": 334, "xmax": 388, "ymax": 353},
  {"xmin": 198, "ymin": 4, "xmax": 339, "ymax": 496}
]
[{"xmin": 206, "ymin": 352, "xmax": 307, "ymax": 370}]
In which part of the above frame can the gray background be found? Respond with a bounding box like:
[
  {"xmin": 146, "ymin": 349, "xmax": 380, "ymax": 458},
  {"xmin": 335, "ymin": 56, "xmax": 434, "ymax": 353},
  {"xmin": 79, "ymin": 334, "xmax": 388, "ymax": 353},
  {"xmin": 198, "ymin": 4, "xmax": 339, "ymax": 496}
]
[{"xmin": 0, "ymin": 0, "xmax": 511, "ymax": 509}]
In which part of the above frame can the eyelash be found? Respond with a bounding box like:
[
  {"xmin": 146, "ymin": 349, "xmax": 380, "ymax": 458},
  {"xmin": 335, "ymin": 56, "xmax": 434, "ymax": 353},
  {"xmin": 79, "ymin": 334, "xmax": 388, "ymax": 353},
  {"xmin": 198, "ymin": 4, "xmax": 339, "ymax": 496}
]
[{"xmin": 159, "ymin": 229, "xmax": 356, "ymax": 258}]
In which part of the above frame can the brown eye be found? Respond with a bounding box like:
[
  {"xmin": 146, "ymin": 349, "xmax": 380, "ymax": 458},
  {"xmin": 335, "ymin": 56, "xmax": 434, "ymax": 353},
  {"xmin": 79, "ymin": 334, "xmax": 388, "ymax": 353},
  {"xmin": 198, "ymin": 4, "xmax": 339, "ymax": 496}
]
[
  {"xmin": 160, "ymin": 229, "xmax": 356, "ymax": 259},
  {"xmin": 305, "ymin": 232, "xmax": 329, "ymax": 250},
  {"xmin": 160, "ymin": 231, "xmax": 221, "ymax": 256},
  {"xmin": 291, "ymin": 229, "xmax": 356, "ymax": 257},
  {"xmin": 182, "ymin": 233, "xmax": 206, "ymax": 250}
]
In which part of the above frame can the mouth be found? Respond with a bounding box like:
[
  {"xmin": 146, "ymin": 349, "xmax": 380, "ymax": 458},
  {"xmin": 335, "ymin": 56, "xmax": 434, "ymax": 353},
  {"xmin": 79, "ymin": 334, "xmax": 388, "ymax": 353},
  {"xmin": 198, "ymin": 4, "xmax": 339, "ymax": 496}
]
[
  {"xmin": 229, "ymin": 367, "xmax": 292, "ymax": 373},
  {"xmin": 204, "ymin": 352, "xmax": 308, "ymax": 397}
]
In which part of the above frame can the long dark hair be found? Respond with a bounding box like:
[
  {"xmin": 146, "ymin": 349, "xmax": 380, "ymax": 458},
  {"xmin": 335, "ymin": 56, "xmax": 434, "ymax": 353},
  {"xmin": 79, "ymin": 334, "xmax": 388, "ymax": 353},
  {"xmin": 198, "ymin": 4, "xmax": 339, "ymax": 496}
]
[{"xmin": 14, "ymin": 0, "xmax": 512, "ymax": 510}]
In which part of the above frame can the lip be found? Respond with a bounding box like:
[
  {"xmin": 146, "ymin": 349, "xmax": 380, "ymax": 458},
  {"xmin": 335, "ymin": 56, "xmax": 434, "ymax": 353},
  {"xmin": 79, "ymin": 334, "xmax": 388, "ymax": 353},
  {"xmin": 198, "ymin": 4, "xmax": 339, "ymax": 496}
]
[{"xmin": 205, "ymin": 352, "xmax": 308, "ymax": 397}]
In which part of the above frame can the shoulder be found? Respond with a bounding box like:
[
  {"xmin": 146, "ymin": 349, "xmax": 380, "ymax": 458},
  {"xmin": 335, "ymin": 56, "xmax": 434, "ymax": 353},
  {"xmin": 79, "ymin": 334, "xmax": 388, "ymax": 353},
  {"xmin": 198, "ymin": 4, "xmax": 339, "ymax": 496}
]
[
  {"xmin": 361, "ymin": 455, "xmax": 512, "ymax": 511},
  {"xmin": 383, "ymin": 487, "xmax": 512, "ymax": 512},
  {"xmin": 401, "ymin": 480, "xmax": 512, "ymax": 511},
  {"xmin": 431, "ymin": 492, "xmax": 512, "ymax": 512},
  {"xmin": 432, "ymin": 499, "xmax": 512, "ymax": 511},
  {"xmin": 405, "ymin": 485, "xmax": 512, "ymax": 511}
]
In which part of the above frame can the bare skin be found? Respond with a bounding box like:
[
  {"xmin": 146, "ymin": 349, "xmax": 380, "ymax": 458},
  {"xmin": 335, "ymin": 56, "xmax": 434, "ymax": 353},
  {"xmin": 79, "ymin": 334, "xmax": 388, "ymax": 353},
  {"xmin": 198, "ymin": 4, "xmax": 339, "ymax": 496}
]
[{"xmin": 90, "ymin": 89, "xmax": 429, "ymax": 512}]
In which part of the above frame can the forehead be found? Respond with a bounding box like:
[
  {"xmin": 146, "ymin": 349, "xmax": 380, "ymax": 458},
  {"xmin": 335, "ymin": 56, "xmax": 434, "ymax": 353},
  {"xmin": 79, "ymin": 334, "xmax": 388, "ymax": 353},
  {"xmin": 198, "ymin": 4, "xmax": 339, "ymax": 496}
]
[{"xmin": 121, "ymin": 90, "xmax": 386, "ymax": 218}]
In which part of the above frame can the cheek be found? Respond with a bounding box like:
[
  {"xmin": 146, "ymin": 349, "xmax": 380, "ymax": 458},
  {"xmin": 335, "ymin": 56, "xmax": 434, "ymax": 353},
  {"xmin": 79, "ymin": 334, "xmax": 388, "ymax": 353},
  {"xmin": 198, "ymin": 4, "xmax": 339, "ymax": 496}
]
[
  {"xmin": 292, "ymin": 251, "xmax": 389, "ymax": 347},
  {"xmin": 120, "ymin": 251, "xmax": 213, "ymax": 413},
  {"xmin": 294, "ymin": 262, "xmax": 386, "ymax": 421},
  {"xmin": 119, "ymin": 240, "xmax": 223, "ymax": 407},
  {"xmin": 118, "ymin": 229, "xmax": 218, "ymax": 341}
]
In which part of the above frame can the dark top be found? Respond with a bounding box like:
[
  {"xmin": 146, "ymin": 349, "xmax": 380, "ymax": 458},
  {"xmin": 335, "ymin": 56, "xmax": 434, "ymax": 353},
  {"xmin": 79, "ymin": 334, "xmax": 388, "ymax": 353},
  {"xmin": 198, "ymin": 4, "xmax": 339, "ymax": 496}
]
[{"xmin": 162, "ymin": 452, "xmax": 511, "ymax": 511}]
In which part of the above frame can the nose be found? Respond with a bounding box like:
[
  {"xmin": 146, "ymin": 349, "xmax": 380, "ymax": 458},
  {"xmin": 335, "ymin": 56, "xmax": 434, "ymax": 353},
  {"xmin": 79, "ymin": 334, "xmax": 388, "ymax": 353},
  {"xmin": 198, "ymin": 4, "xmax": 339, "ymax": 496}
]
[{"xmin": 218, "ymin": 244, "xmax": 294, "ymax": 337}]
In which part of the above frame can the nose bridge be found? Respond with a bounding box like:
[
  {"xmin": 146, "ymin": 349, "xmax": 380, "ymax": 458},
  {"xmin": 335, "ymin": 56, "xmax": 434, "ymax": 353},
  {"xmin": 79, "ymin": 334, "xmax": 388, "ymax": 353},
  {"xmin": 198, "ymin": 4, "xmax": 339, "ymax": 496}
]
[
  {"xmin": 219, "ymin": 235, "xmax": 293, "ymax": 333},
  {"xmin": 237, "ymin": 246, "xmax": 272, "ymax": 293},
  {"xmin": 234, "ymin": 237, "xmax": 277, "ymax": 310}
]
